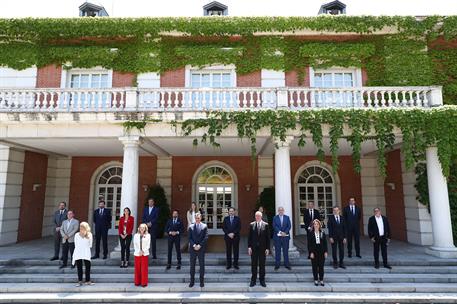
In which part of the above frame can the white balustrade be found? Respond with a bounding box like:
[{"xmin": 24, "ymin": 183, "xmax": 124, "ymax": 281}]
[{"xmin": 0, "ymin": 86, "xmax": 441, "ymax": 112}]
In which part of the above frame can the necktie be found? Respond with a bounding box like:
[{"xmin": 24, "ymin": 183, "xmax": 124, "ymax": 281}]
[
  {"xmin": 336, "ymin": 216, "xmax": 339, "ymax": 224},
  {"xmin": 257, "ymin": 223, "xmax": 260, "ymax": 235},
  {"xmin": 230, "ymin": 216, "xmax": 233, "ymax": 225},
  {"xmin": 311, "ymin": 209, "xmax": 313, "ymax": 219},
  {"xmin": 352, "ymin": 206, "xmax": 354, "ymax": 215},
  {"xmin": 280, "ymin": 216, "xmax": 283, "ymax": 226},
  {"xmin": 197, "ymin": 223, "xmax": 200, "ymax": 233},
  {"xmin": 173, "ymin": 219, "xmax": 176, "ymax": 225},
  {"xmin": 100, "ymin": 209, "xmax": 103, "ymax": 215}
]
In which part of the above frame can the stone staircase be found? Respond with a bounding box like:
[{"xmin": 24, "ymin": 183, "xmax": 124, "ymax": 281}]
[{"xmin": 1, "ymin": 256, "xmax": 457, "ymax": 303}]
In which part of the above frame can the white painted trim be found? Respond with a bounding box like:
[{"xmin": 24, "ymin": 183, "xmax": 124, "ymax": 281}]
[
  {"xmin": 191, "ymin": 160, "xmax": 238, "ymax": 235},
  {"xmin": 61, "ymin": 66, "xmax": 113, "ymax": 89},
  {"xmin": 309, "ymin": 67, "xmax": 362, "ymax": 87},
  {"xmin": 184, "ymin": 64, "xmax": 236, "ymax": 88},
  {"xmin": 293, "ymin": 160, "xmax": 342, "ymax": 235}
]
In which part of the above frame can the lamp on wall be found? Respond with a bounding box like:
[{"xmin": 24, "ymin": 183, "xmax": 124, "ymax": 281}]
[
  {"xmin": 32, "ymin": 184, "xmax": 42, "ymax": 192},
  {"xmin": 178, "ymin": 184, "xmax": 184, "ymax": 192},
  {"xmin": 245, "ymin": 184, "xmax": 251, "ymax": 192},
  {"xmin": 142, "ymin": 185, "xmax": 149, "ymax": 192},
  {"xmin": 385, "ymin": 182, "xmax": 396, "ymax": 191}
]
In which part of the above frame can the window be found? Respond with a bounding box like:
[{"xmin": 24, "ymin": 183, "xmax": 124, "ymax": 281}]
[
  {"xmin": 70, "ymin": 73, "xmax": 109, "ymax": 89},
  {"xmin": 65, "ymin": 69, "xmax": 112, "ymax": 109},
  {"xmin": 190, "ymin": 72, "xmax": 232, "ymax": 88}
]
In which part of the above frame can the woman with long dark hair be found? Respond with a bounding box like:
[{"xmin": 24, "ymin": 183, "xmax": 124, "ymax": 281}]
[{"xmin": 118, "ymin": 207, "xmax": 134, "ymax": 268}]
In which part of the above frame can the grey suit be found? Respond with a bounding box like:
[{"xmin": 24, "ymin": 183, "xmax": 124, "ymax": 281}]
[
  {"xmin": 52, "ymin": 209, "xmax": 67, "ymax": 259},
  {"xmin": 60, "ymin": 218, "xmax": 79, "ymax": 266}
]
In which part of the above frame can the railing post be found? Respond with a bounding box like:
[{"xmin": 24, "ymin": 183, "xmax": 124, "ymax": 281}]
[
  {"xmin": 427, "ymin": 86, "xmax": 443, "ymax": 107},
  {"xmin": 277, "ymin": 89, "xmax": 288, "ymax": 109},
  {"xmin": 125, "ymin": 87, "xmax": 138, "ymax": 111}
]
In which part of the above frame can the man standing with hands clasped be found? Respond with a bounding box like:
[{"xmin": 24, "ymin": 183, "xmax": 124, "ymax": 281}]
[
  {"xmin": 304, "ymin": 201, "xmax": 320, "ymax": 259},
  {"xmin": 188, "ymin": 213, "xmax": 208, "ymax": 288},
  {"xmin": 248, "ymin": 211, "xmax": 270, "ymax": 288},
  {"xmin": 142, "ymin": 198, "xmax": 159, "ymax": 259},
  {"xmin": 222, "ymin": 207, "xmax": 241, "ymax": 270},
  {"xmin": 60, "ymin": 210, "xmax": 79, "ymax": 269},
  {"xmin": 327, "ymin": 206, "xmax": 347, "ymax": 269},
  {"xmin": 368, "ymin": 207, "xmax": 392, "ymax": 269},
  {"xmin": 343, "ymin": 197, "xmax": 362, "ymax": 258},
  {"xmin": 50, "ymin": 202, "xmax": 67, "ymax": 261},
  {"xmin": 273, "ymin": 206, "xmax": 291, "ymax": 270}
]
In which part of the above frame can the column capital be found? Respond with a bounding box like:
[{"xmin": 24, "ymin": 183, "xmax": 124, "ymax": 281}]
[
  {"xmin": 119, "ymin": 135, "xmax": 142, "ymax": 147},
  {"xmin": 273, "ymin": 136, "xmax": 294, "ymax": 148}
]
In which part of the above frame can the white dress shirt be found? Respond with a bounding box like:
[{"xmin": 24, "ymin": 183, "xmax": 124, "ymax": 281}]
[
  {"xmin": 375, "ymin": 215, "xmax": 384, "ymax": 236},
  {"xmin": 314, "ymin": 232, "xmax": 321, "ymax": 244},
  {"xmin": 72, "ymin": 233, "xmax": 93, "ymax": 265}
]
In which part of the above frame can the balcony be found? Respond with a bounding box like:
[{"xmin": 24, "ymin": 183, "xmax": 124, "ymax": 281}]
[{"xmin": 0, "ymin": 86, "xmax": 443, "ymax": 112}]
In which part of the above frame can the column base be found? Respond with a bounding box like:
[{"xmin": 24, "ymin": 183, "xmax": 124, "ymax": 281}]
[{"xmin": 425, "ymin": 246, "xmax": 457, "ymax": 258}]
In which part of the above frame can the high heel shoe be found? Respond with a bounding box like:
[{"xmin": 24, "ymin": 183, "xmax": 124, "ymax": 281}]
[
  {"xmin": 314, "ymin": 280, "xmax": 318, "ymax": 286},
  {"xmin": 125, "ymin": 261, "xmax": 129, "ymax": 268},
  {"xmin": 320, "ymin": 281, "xmax": 325, "ymax": 286},
  {"xmin": 120, "ymin": 261, "xmax": 124, "ymax": 268}
]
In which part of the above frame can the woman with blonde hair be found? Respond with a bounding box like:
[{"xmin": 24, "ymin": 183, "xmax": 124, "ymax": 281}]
[
  {"xmin": 72, "ymin": 222, "xmax": 94, "ymax": 286},
  {"xmin": 308, "ymin": 219, "xmax": 328, "ymax": 287},
  {"xmin": 134, "ymin": 223, "xmax": 151, "ymax": 287},
  {"xmin": 186, "ymin": 202, "xmax": 198, "ymax": 228}
]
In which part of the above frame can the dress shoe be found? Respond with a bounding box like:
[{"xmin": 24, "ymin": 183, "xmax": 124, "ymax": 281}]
[
  {"xmin": 189, "ymin": 282, "xmax": 195, "ymax": 288},
  {"xmin": 50, "ymin": 257, "xmax": 59, "ymax": 261},
  {"xmin": 102, "ymin": 256, "xmax": 107, "ymax": 260},
  {"xmin": 200, "ymin": 282, "xmax": 204, "ymax": 287},
  {"xmin": 356, "ymin": 255, "xmax": 362, "ymax": 258},
  {"xmin": 226, "ymin": 265, "xmax": 232, "ymax": 270},
  {"xmin": 152, "ymin": 256, "xmax": 157, "ymax": 260},
  {"xmin": 59, "ymin": 265, "xmax": 67, "ymax": 269},
  {"xmin": 384, "ymin": 264, "xmax": 392, "ymax": 269},
  {"xmin": 176, "ymin": 265, "xmax": 181, "ymax": 270},
  {"xmin": 320, "ymin": 281, "xmax": 325, "ymax": 286},
  {"xmin": 234, "ymin": 265, "xmax": 239, "ymax": 270},
  {"xmin": 249, "ymin": 281, "xmax": 256, "ymax": 287},
  {"xmin": 314, "ymin": 280, "xmax": 319, "ymax": 286},
  {"xmin": 348, "ymin": 254, "xmax": 352, "ymax": 258},
  {"xmin": 285, "ymin": 266, "xmax": 291, "ymax": 270},
  {"xmin": 374, "ymin": 263, "xmax": 380, "ymax": 269},
  {"xmin": 339, "ymin": 263, "xmax": 346, "ymax": 269},
  {"xmin": 125, "ymin": 261, "xmax": 129, "ymax": 268},
  {"xmin": 91, "ymin": 255, "xmax": 99, "ymax": 259},
  {"xmin": 260, "ymin": 281, "xmax": 266, "ymax": 287},
  {"xmin": 333, "ymin": 263, "xmax": 338, "ymax": 269},
  {"xmin": 166, "ymin": 265, "xmax": 171, "ymax": 270},
  {"xmin": 274, "ymin": 266, "xmax": 279, "ymax": 270}
]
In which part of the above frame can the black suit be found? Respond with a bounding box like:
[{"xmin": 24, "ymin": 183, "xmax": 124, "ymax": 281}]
[
  {"xmin": 165, "ymin": 217, "xmax": 184, "ymax": 266},
  {"xmin": 188, "ymin": 222, "xmax": 208, "ymax": 283},
  {"xmin": 308, "ymin": 231, "xmax": 328, "ymax": 281},
  {"xmin": 222, "ymin": 215, "xmax": 241, "ymax": 268},
  {"xmin": 303, "ymin": 208, "xmax": 320, "ymax": 257},
  {"xmin": 343, "ymin": 205, "xmax": 362, "ymax": 257},
  {"xmin": 327, "ymin": 214, "xmax": 346, "ymax": 265},
  {"xmin": 368, "ymin": 215, "xmax": 391, "ymax": 266},
  {"xmin": 93, "ymin": 207, "xmax": 112, "ymax": 258},
  {"xmin": 248, "ymin": 221, "xmax": 270, "ymax": 284}
]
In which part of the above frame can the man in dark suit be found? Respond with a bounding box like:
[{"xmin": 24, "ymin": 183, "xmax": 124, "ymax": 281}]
[
  {"xmin": 303, "ymin": 201, "xmax": 320, "ymax": 259},
  {"xmin": 142, "ymin": 198, "xmax": 159, "ymax": 259},
  {"xmin": 165, "ymin": 209, "xmax": 184, "ymax": 270},
  {"xmin": 60, "ymin": 210, "xmax": 79, "ymax": 269},
  {"xmin": 248, "ymin": 211, "xmax": 270, "ymax": 287},
  {"xmin": 92, "ymin": 200, "xmax": 112, "ymax": 259},
  {"xmin": 273, "ymin": 206, "xmax": 291, "ymax": 270},
  {"xmin": 188, "ymin": 213, "xmax": 208, "ymax": 288},
  {"xmin": 222, "ymin": 207, "xmax": 241, "ymax": 270},
  {"xmin": 327, "ymin": 206, "xmax": 347, "ymax": 269},
  {"xmin": 368, "ymin": 207, "xmax": 392, "ymax": 269},
  {"xmin": 343, "ymin": 197, "xmax": 362, "ymax": 258},
  {"xmin": 50, "ymin": 202, "xmax": 67, "ymax": 261}
]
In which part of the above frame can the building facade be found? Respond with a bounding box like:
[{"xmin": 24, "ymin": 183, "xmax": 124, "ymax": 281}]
[{"xmin": 0, "ymin": 15, "xmax": 456, "ymax": 259}]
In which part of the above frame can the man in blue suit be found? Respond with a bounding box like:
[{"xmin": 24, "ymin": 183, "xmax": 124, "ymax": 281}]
[
  {"xmin": 222, "ymin": 207, "xmax": 241, "ymax": 270},
  {"xmin": 273, "ymin": 206, "xmax": 291, "ymax": 270},
  {"xmin": 142, "ymin": 198, "xmax": 159, "ymax": 259},
  {"xmin": 92, "ymin": 200, "xmax": 112, "ymax": 259},
  {"xmin": 165, "ymin": 209, "xmax": 184, "ymax": 270},
  {"xmin": 188, "ymin": 213, "xmax": 208, "ymax": 288}
]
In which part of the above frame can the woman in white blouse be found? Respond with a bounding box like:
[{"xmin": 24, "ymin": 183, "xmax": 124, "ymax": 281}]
[
  {"xmin": 72, "ymin": 222, "xmax": 94, "ymax": 286},
  {"xmin": 134, "ymin": 223, "xmax": 151, "ymax": 287},
  {"xmin": 309, "ymin": 219, "xmax": 328, "ymax": 287},
  {"xmin": 186, "ymin": 202, "xmax": 198, "ymax": 228}
]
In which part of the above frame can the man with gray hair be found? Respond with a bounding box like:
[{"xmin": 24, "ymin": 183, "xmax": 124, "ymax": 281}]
[
  {"xmin": 248, "ymin": 211, "xmax": 270, "ymax": 287},
  {"xmin": 273, "ymin": 206, "xmax": 291, "ymax": 270}
]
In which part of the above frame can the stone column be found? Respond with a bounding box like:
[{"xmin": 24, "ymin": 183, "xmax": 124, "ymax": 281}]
[
  {"xmin": 425, "ymin": 146, "xmax": 457, "ymax": 258},
  {"xmin": 274, "ymin": 136, "xmax": 299, "ymax": 257}
]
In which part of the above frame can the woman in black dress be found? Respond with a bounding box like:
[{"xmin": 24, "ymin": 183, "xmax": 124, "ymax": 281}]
[{"xmin": 309, "ymin": 219, "xmax": 328, "ymax": 286}]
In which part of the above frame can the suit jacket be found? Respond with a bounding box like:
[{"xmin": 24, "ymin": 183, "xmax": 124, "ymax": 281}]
[
  {"xmin": 93, "ymin": 208, "xmax": 112, "ymax": 233},
  {"xmin": 368, "ymin": 215, "xmax": 391, "ymax": 240},
  {"xmin": 53, "ymin": 209, "xmax": 68, "ymax": 228},
  {"xmin": 303, "ymin": 208, "xmax": 320, "ymax": 231},
  {"xmin": 308, "ymin": 230, "xmax": 328, "ymax": 254},
  {"xmin": 166, "ymin": 217, "xmax": 184, "ymax": 238},
  {"xmin": 248, "ymin": 221, "xmax": 270, "ymax": 251},
  {"xmin": 188, "ymin": 222, "xmax": 208, "ymax": 249},
  {"xmin": 60, "ymin": 218, "xmax": 79, "ymax": 243},
  {"xmin": 133, "ymin": 233, "xmax": 151, "ymax": 256},
  {"xmin": 118, "ymin": 215, "xmax": 134, "ymax": 236},
  {"xmin": 343, "ymin": 205, "xmax": 362, "ymax": 228},
  {"xmin": 272, "ymin": 214, "xmax": 291, "ymax": 241},
  {"xmin": 327, "ymin": 214, "xmax": 346, "ymax": 240},
  {"xmin": 142, "ymin": 206, "xmax": 159, "ymax": 227},
  {"xmin": 222, "ymin": 215, "xmax": 241, "ymax": 240}
]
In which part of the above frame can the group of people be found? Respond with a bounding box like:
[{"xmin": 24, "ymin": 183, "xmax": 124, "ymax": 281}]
[{"xmin": 50, "ymin": 197, "xmax": 392, "ymax": 288}]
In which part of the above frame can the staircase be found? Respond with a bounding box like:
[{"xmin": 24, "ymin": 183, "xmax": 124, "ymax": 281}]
[{"xmin": 1, "ymin": 255, "xmax": 457, "ymax": 303}]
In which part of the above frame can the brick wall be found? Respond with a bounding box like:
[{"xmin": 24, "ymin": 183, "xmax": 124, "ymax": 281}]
[
  {"xmin": 36, "ymin": 64, "xmax": 62, "ymax": 88},
  {"xmin": 160, "ymin": 68, "xmax": 185, "ymax": 87},
  {"xmin": 171, "ymin": 156, "xmax": 258, "ymax": 235},
  {"xmin": 237, "ymin": 71, "xmax": 261, "ymax": 87},
  {"xmin": 17, "ymin": 151, "xmax": 48, "ymax": 242},
  {"xmin": 112, "ymin": 71, "xmax": 135, "ymax": 87}
]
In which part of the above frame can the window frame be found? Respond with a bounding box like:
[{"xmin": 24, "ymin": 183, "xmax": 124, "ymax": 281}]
[
  {"xmin": 61, "ymin": 66, "xmax": 113, "ymax": 89},
  {"xmin": 185, "ymin": 65, "xmax": 236, "ymax": 88},
  {"xmin": 309, "ymin": 67, "xmax": 362, "ymax": 88}
]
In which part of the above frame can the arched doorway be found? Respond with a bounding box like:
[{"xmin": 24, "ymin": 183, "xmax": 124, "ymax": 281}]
[
  {"xmin": 95, "ymin": 166, "xmax": 123, "ymax": 235},
  {"xmin": 193, "ymin": 162, "xmax": 237, "ymax": 234},
  {"xmin": 295, "ymin": 163, "xmax": 339, "ymax": 234}
]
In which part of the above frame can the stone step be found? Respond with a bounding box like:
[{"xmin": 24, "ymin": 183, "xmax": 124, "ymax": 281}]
[
  {"xmin": 0, "ymin": 282, "xmax": 456, "ymax": 294},
  {"xmin": 1, "ymin": 272, "xmax": 456, "ymax": 284},
  {"xmin": 2, "ymin": 265, "xmax": 457, "ymax": 274}
]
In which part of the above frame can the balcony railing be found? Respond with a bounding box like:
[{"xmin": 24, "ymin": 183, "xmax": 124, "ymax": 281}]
[{"xmin": 0, "ymin": 86, "xmax": 443, "ymax": 112}]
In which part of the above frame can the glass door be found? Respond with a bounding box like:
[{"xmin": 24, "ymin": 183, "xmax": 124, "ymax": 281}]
[{"xmin": 198, "ymin": 185, "xmax": 232, "ymax": 234}]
